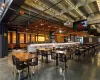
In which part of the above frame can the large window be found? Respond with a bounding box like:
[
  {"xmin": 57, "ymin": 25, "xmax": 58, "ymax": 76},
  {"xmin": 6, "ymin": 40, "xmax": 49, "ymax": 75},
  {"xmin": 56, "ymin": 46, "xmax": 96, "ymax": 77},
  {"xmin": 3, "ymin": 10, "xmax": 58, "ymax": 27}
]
[
  {"xmin": 8, "ymin": 32, "xmax": 10, "ymax": 44},
  {"xmin": 31, "ymin": 34, "xmax": 35, "ymax": 42},
  {"xmin": 36, "ymin": 36, "xmax": 45, "ymax": 42},
  {"xmin": 19, "ymin": 34, "xmax": 24, "ymax": 43},
  {"xmin": 27, "ymin": 34, "xmax": 30, "ymax": 43},
  {"xmin": 12, "ymin": 32, "xmax": 16, "ymax": 43}
]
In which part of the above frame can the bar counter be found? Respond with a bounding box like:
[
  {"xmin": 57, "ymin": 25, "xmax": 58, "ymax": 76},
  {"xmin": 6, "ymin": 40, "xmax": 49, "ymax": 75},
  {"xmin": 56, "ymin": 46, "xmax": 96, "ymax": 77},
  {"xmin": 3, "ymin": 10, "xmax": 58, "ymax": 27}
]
[{"xmin": 27, "ymin": 42, "xmax": 80, "ymax": 53}]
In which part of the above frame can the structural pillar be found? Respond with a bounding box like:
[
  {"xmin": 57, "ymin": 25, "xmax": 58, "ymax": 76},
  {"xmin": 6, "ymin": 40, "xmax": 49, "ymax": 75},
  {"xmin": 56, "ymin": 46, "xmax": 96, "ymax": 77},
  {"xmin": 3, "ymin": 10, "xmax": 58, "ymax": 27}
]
[
  {"xmin": 0, "ymin": 23, "xmax": 8, "ymax": 58},
  {"xmin": 49, "ymin": 31, "xmax": 55, "ymax": 43},
  {"xmin": 24, "ymin": 33, "xmax": 26, "ymax": 43},
  {"xmin": 16, "ymin": 29, "xmax": 19, "ymax": 49}
]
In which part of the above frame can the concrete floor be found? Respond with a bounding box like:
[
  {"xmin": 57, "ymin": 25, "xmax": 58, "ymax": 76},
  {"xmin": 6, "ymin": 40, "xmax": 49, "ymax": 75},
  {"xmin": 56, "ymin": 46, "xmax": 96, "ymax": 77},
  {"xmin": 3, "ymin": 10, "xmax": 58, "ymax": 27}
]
[{"xmin": 0, "ymin": 50, "xmax": 100, "ymax": 80}]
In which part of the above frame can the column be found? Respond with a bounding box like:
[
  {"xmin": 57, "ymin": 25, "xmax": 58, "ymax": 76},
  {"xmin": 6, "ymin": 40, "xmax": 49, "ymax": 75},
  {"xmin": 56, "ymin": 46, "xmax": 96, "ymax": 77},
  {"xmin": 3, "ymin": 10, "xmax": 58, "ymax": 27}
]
[
  {"xmin": 49, "ymin": 31, "xmax": 55, "ymax": 43},
  {"xmin": 0, "ymin": 23, "xmax": 8, "ymax": 58},
  {"xmin": 24, "ymin": 33, "xmax": 26, "ymax": 43},
  {"xmin": 36, "ymin": 32, "xmax": 38, "ymax": 43},
  {"xmin": 16, "ymin": 29, "xmax": 19, "ymax": 49},
  {"xmin": 44, "ymin": 32, "xmax": 46, "ymax": 43},
  {"xmin": 70, "ymin": 34, "xmax": 72, "ymax": 41},
  {"xmin": 10, "ymin": 32, "xmax": 12, "ymax": 43},
  {"xmin": 30, "ymin": 34, "xmax": 31, "ymax": 43},
  {"xmin": 64, "ymin": 36, "xmax": 67, "ymax": 42}
]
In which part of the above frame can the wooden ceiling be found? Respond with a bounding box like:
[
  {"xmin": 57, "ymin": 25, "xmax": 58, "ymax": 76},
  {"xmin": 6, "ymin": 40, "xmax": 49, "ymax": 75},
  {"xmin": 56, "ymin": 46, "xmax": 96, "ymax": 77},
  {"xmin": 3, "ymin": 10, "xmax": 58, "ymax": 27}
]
[
  {"xmin": 18, "ymin": 19, "xmax": 73, "ymax": 34},
  {"xmin": 8, "ymin": 18, "xmax": 88, "ymax": 36}
]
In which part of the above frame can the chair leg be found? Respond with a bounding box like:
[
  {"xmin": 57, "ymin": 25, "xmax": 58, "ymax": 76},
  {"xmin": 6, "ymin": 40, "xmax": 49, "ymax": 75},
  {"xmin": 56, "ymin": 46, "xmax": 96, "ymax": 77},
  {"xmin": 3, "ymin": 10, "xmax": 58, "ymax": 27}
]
[
  {"xmin": 18, "ymin": 72, "xmax": 20, "ymax": 80},
  {"xmin": 30, "ymin": 66, "xmax": 35, "ymax": 78},
  {"xmin": 13, "ymin": 69, "xmax": 16, "ymax": 80},
  {"xmin": 18, "ymin": 70, "xmax": 21, "ymax": 80},
  {"xmin": 12, "ymin": 66, "xmax": 14, "ymax": 75},
  {"xmin": 33, "ymin": 66, "xmax": 35, "ymax": 74}
]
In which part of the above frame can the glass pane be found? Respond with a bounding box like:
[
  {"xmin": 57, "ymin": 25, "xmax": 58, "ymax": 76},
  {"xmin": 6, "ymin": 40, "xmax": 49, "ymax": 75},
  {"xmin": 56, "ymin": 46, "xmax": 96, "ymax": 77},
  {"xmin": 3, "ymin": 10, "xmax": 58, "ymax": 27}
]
[
  {"xmin": 8, "ymin": 32, "xmax": 10, "ymax": 44},
  {"xmin": 19, "ymin": 34, "xmax": 24, "ymax": 43},
  {"xmin": 12, "ymin": 32, "xmax": 16, "ymax": 43}
]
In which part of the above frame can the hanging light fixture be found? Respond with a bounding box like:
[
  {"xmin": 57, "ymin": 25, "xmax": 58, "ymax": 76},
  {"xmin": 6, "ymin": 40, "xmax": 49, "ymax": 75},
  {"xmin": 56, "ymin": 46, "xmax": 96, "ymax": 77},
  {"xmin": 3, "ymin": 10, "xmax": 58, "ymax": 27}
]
[
  {"xmin": 2, "ymin": 0, "xmax": 6, "ymax": 8},
  {"xmin": 20, "ymin": 10, "xmax": 24, "ymax": 15}
]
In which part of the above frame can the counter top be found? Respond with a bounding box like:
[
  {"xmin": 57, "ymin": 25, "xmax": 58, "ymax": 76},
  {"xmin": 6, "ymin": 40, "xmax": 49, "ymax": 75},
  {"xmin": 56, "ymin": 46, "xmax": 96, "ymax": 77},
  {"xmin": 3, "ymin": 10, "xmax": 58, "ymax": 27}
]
[{"xmin": 27, "ymin": 42, "xmax": 80, "ymax": 53}]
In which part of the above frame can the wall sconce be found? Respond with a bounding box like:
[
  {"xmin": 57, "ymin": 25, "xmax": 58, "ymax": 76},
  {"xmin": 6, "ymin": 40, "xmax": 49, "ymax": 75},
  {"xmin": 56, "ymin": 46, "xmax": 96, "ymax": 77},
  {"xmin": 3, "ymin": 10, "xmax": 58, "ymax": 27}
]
[{"xmin": 20, "ymin": 10, "xmax": 24, "ymax": 15}]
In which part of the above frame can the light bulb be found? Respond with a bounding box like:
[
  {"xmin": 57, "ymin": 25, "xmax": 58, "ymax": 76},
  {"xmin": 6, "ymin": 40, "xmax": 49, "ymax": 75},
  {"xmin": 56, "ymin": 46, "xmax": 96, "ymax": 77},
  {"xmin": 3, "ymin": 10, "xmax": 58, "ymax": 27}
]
[{"xmin": 2, "ymin": 3, "xmax": 6, "ymax": 8}]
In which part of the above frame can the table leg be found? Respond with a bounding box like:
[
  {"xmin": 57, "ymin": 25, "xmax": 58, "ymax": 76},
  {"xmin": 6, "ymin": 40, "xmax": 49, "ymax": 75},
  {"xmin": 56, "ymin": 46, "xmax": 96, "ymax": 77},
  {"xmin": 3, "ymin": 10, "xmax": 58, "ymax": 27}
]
[
  {"xmin": 64, "ymin": 55, "xmax": 67, "ymax": 69},
  {"xmin": 56, "ymin": 53, "xmax": 58, "ymax": 67},
  {"xmin": 46, "ymin": 54, "xmax": 49, "ymax": 63}
]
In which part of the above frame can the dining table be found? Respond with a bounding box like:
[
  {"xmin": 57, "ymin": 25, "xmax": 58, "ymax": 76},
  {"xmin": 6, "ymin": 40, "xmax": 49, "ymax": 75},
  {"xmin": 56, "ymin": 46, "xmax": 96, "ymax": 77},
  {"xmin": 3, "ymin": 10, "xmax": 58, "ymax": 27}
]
[
  {"xmin": 39, "ymin": 48, "xmax": 52, "ymax": 63},
  {"xmin": 13, "ymin": 52, "xmax": 38, "ymax": 78},
  {"xmin": 54, "ymin": 50, "xmax": 71, "ymax": 68},
  {"xmin": 13, "ymin": 53, "xmax": 37, "ymax": 61}
]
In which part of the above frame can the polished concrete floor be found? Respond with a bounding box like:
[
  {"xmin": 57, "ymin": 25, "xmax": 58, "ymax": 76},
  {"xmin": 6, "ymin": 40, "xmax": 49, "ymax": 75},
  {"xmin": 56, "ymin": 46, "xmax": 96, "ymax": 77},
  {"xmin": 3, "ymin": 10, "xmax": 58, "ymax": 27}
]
[{"xmin": 0, "ymin": 50, "xmax": 100, "ymax": 80}]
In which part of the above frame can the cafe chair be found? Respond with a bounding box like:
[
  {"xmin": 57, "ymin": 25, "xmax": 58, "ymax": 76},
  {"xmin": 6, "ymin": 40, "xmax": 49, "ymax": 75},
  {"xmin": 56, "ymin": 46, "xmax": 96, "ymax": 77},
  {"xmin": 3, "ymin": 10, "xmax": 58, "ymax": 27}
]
[
  {"xmin": 15, "ymin": 58, "xmax": 28, "ymax": 80},
  {"xmin": 12, "ymin": 55, "xmax": 17, "ymax": 76},
  {"xmin": 26, "ymin": 57, "xmax": 38, "ymax": 77},
  {"xmin": 74, "ymin": 49, "xmax": 81, "ymax": 61},
  {"xmin": 51, "ymin": 51, "xmax": 58, "ymax": 66},
  {"xmin": 58, "ymin": 53, "xmax": 70, "ymax": 69},
  {"xmin": 41, "ymin": 50, "xmax": 48, "ymax": 63}
]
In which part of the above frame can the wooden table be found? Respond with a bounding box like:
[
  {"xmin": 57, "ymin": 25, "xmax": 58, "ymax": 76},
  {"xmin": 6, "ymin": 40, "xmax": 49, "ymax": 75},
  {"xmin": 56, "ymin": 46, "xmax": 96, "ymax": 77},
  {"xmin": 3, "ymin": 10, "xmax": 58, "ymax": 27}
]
[
  {"xmin": 39, "ymin": 48, "xmax": 52, "ymax": 63},
  {"xmin": 13, "ymin": 53, "xmax": 38, "ymax": 78},
  {"xmin": 39, "ymin": 48, "xmax": 52, "ymax": 51},
  {"xmin": 13, "ymin": 53, "xmax": 37, "ymax": 61}
]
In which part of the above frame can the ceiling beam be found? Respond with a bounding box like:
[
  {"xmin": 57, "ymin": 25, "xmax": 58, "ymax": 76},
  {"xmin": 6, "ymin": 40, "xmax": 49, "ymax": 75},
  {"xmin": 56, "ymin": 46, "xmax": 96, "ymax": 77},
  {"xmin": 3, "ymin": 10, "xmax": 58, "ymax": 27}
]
[
  {"xmin": 96, "ymin": 0, "xmax": 100, "ymax": 11},
  {"xmin": 20, "ymin": 5, "xmax": 63, "ymax": 23},
  {"xmin": 0, "ymin": 0, "xmax": 13, "ymax": 22},
  {"xmin": 2, "ymin": 0, "xmax": 26, "ymax": 23},
  {"xmin": 48, "ymin": 0, "xmax": 74, "ymax": 21},
  {"xmin": 79, "ymin": 0, "xmax": 94, "ymax": 16},
  {"xmin": 76, "ymin": 0, "xmax": 97, "ymax": 7},
  {"xmin": 65, "ymin": 0, "xmax": 86, "ymax": 19},
  {"xmin": 23, "ymin": 0, "xmax": 64, "ymax": 23}
]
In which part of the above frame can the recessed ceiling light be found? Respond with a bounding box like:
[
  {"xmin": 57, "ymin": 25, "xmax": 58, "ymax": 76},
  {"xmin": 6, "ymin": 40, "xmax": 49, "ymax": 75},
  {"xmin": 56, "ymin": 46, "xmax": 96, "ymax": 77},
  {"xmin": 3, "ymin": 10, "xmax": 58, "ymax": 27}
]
[
  {"xmin": 26, "ymin": 28, "xmax": 29, "ymax": 30},
  {"xmin": 40, "ymin": 23, "xmax": 44, "ymax": 26},
  {"xmin": 35, "ymin": 26, "xmax": 38, "ymax": 27},
  {"xmin": 48, "ymin": 26, "xmax": 51, "ymax": 27},
  {"xmin": 34, "ymin": 0, "xmax": 38, "ymax": 2}
]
